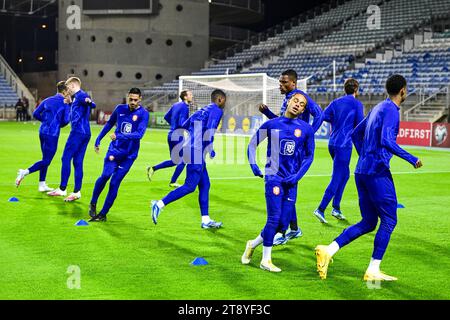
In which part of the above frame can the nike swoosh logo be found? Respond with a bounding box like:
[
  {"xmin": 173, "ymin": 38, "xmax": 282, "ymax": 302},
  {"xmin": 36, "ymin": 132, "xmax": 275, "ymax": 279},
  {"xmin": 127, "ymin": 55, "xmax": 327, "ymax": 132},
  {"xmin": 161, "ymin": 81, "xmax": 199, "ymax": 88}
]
[
  {"xmin": 119, "ymin": 114, "xmax": 125, "ymax": 116},
  {"xmin": 118, "ymin": 166, "xmax": 124, "ymax": 169}
]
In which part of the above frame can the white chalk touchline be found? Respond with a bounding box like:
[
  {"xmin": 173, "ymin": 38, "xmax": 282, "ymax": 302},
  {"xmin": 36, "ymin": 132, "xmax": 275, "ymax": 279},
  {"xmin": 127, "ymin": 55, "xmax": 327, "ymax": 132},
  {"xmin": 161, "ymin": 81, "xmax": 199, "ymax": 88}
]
[{"xmin": 7, "ymin": 170, "xmax": 450, "ymax": 187}]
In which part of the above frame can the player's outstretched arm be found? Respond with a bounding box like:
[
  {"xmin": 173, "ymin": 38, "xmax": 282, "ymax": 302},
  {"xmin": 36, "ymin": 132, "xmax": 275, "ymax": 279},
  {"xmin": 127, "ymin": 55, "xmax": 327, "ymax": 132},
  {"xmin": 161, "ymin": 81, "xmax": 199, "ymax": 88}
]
[
  {"xmin": 322, "ymin": 101, "xmax": 334, "ymax": 123},
  {"xmin": 381, "ymin": 109, "xmax": 419, "ymax": 167},
  {"xmin": 351, "ymin": 115, "xmax": 368, "ymax": 155},
  {"xmin": 308, "ymin": 99, "xmax": 324, "ymax": 133},
  {"xmin": 258, "ymin": 103, "xmax": 278, "ymax": 119},
  {"xmin": 60, "ymin": 104, "xmax": 70, "ymax": 128},
  {"xmin": 83, "ymin": 95, "xmax": 96, "ymax": 109},
  {"xmin": 95, "ymin": 106, "xmax": 119, "ymax": 148},
  {"xmin": 247, "ymin": 123, "xmax": 268, "ymax": 178},
  {"xmin": 32, "ymin": 100, "xmax": 45, "ymax": 122}
]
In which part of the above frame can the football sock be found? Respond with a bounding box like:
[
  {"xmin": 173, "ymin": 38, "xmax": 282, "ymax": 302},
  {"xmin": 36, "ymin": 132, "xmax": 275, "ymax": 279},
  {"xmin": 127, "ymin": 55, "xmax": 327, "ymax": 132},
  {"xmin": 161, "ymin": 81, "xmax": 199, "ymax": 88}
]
[
  {"xmin": 201, "ymin": 215, "xmax": 211, "ymax": 224},
  {"xmin": 251, "ymin": 234, "xmax": 263, "ymax": 248},
  {"xmin": 262, "ymin": 246, "xmax": 272, "ymax": 262},
  {"xmin": 156, "ymin": 200, "xmax": 165, "ymax": 209},
  {"xmin": 327, "ymin": 241, "xmax": 340, "ymax": 257},
  {"xmin": 367, "ymin": 258, "xmax": 381, "ymax": 273}
]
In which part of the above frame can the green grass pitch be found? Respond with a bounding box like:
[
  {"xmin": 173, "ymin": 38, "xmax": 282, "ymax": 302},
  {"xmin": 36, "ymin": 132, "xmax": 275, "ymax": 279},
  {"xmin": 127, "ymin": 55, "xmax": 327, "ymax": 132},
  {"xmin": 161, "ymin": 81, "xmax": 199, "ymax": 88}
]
[{"xmin": 0, "ymin": 121, "xmax": 449, "ymax": 300}]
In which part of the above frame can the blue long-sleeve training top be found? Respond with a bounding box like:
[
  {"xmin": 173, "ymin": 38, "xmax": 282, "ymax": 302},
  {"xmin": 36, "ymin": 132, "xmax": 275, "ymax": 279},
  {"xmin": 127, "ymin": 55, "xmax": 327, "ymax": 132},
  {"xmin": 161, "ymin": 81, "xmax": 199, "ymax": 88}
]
[
  {"xmin": 261, "ymin": 89, "xmax": 323, "ymax": 133},
  {"xmin": 33, "ymin": 94, "xmax": 70, "ymax": 137},
  {"xmin": 164, "ymin": 101, "xmax": 189, "ymax": 133},
  {"xmin": 248, "ymin": 116, "xmax": 315, "ymax": 181},
  {"xmin": 181, "ymin": 103, "xmax": 223, "ymax": 162},
  {"xmin": 351, "ymin": 98, "xmax": 418, "ymax": 175},
  {"xmin": 70, "ymin": 89, "xmax": 96, "ymax": 135},
  {"xmin": 322, "ymin": 94, "xmax": 364, "ymax": 148},
  {"xmin": 95, "ymin": 104, "xmax": 149, "ymax": 160}
]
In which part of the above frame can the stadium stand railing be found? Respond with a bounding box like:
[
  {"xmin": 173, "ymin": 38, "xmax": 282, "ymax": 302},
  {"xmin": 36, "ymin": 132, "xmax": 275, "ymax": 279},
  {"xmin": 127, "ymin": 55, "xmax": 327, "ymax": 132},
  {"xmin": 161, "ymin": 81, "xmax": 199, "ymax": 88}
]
[{"xmin": 0, "ymin": 53, "xmax": 36, "ymax": 118}]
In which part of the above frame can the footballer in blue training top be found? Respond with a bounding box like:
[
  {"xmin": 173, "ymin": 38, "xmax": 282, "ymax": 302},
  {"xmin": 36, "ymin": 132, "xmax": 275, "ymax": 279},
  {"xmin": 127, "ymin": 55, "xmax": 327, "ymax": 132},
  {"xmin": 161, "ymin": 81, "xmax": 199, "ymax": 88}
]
[
  {"xmin": 147, "ymin": 90, "xmax": 192, "ymax": 188},
  {"xmin": 315, "ymin": 74, "xmax": 423, "ymax": 282},
  {"xmin": 88, "ymin": 88, "xmax": 149, "ymax": 222},
  {"xmin": 243, "ymin": 92, "xmax": 315, "ymax": 272},
  {"xmin": 314, "ymin": 78, "xmax": 365, "ymax": 223},
  {"xmin": 259, "ymin": 69, "xmax": 323, "ymax": 244},
  {"xmin": 47, "ymin": 76, "xmax": 96, "ymax": 202},
  {"xmin": 150, "ymin": 89, "xmax": 226, "ymax": 230},
  {"xmin": 15, "ymin": 81, "xmax": 70, "ymax": 191}
]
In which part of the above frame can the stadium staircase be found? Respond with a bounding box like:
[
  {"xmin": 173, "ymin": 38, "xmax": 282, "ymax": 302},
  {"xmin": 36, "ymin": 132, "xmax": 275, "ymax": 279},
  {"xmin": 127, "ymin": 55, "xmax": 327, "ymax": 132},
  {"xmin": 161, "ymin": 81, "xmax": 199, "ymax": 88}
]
[{"xmin": 0, "ymin": 53, "xmax": 36, "ymax": 110}]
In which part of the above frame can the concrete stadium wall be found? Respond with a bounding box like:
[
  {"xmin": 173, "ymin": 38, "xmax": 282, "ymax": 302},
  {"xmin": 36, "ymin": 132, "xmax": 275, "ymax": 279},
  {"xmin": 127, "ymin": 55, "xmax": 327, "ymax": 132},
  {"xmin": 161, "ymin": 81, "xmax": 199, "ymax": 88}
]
[{"xmin": 58, "ymin": 0, "xmax": 209, "ymax": 110}]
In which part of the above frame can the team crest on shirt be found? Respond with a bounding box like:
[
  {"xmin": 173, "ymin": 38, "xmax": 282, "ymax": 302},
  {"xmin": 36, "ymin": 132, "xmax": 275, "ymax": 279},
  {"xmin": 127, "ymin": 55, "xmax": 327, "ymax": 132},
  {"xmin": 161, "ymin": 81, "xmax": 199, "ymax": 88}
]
[
  {"xmin": 132, "ymin": 115, "xmax": 138, "ymax": 121},
  {"xmin": 273, "ymin": 186, "xmax": 280, "ymax": 196},
  {"xmin": 280, "ymin": 139, "xmax": 296, "ymax": 156},
  {"xmin": 294, "ymin": 129, "xmax": 302, "ymax": 137},
  {"xmin": 121, "ymin": 122, "xmax": 132, "ymax": 134}
]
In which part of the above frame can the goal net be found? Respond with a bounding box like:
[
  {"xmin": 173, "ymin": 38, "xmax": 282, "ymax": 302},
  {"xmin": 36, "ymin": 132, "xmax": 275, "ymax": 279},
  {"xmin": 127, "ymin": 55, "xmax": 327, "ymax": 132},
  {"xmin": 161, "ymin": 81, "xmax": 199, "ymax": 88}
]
[{"xmin": 178, "ymin": 73, "xmax": 308, "ymax": 134}]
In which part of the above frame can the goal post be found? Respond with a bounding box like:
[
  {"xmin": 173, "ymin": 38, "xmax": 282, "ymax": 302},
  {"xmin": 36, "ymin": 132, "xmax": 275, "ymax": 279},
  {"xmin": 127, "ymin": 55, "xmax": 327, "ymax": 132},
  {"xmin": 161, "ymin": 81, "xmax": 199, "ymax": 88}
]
[{"xmin": 178, "ymin": 73, "xmax": 307, "ymax": 135}]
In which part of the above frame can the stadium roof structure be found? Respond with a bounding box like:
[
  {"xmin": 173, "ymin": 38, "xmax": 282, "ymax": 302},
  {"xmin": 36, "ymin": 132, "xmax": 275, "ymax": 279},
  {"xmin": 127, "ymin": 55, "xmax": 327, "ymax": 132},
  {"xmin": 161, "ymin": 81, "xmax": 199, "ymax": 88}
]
[{"xmin": 0, "ymin": 0, "xmax": 57, "ymax": 17}]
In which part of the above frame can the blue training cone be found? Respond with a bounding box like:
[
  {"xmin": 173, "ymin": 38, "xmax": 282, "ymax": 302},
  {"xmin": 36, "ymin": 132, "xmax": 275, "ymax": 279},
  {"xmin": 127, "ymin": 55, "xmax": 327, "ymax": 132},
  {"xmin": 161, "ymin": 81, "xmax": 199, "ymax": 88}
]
[
  {"xmin": 75, "ymin": 219, "xmax": 89, "ymax": 226},
  {"xmin": 8, "ymin": 197, "xmax": 19, "ymax": 202},
  {"xmin": 191, "ymin": 257, "xmax": 208, "ymax": 266},
  {"xmin": 397, "ymin": 203, "xmax": 405, "ymax": 209}
]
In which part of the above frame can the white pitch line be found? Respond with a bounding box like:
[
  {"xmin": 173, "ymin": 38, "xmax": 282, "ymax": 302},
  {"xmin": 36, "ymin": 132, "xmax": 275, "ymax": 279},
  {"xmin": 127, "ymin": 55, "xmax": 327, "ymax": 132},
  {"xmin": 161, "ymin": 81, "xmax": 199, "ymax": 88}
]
[{"xmin": 6, "ymin": 170, "xmax": 450, "ymax": 187}]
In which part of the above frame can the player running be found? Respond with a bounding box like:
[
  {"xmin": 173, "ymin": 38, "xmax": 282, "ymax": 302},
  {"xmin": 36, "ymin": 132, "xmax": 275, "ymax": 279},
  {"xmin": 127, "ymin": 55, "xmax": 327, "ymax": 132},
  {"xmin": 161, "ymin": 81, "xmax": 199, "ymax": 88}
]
[
  {"xmin": 242, "ymin": 93, "xmax": 315, "ymax": 272},
  {"xmin": 89, "ymin": 88, "xmax": 149, "ymax": 222},
  {"xmin": 313, "ymin": 78, "xmax": 364, "ymax": 223},
  {"xmin": 315, "ymin": 74, "xmax": 423, "ymax": 281},
  {"xmin": 150, "ymin": 89, "xmax": 226, "ymax": 229},
  {"xmin": 15, "ymin": 81, "xmax": 70, "ymax": 191},
  {"xmin": 146, "ymin": 90, "xmax": 192, "ymax": 188},
  {"xmin": 47, "ymin": 77, "xmax": 96, "ymax": 201}
]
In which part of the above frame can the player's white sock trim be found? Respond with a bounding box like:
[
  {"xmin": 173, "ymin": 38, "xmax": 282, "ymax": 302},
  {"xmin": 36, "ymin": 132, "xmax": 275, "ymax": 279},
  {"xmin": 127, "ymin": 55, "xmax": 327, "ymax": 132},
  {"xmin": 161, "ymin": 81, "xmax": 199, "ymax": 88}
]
[
  {"xmin": 251, "ymin": 235, "xmax": 264, "ymax": 248},
  {"xmin": 39, "ymin": 181, "xmax": 46, "ymax": 187},
  {"xmin": 367, "ymin": 258, "xmax": 381, "ymax": 273},
  {"xmin": 262, "ymin": 246, "xmax": 272, "ymax": 262},
  {"xmin": 23, "ymin": 169, "xmax": 30, "ymax": 176},
  {"xmin": 201, "ymin": 215, "xmax": 211, "ymax": 224},
  {"xmin": 156, "ymin": 200, "xmax": 165, "ymax": 209},
  {"xmin": 327, "ymin": 241, "xmax": 340, "ymax": 257}
]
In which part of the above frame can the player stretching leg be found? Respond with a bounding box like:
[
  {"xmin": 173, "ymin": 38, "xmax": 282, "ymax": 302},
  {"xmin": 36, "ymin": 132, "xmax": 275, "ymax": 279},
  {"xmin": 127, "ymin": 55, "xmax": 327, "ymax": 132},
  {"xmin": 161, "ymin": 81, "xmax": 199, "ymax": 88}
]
[
  {"xmin": 15, "ymin": 81, "xmax": 70, "ymax": 191},
  {"xmin": 315, "ymin": 75, "xmax": 422, "ymax": 281},
  {"xmin": 150, "ymin": 90, "xmax": 226, "ymax": 229},
  {"xmin": 47, "ymin": 77, "xmax": 96, "ymax": 202},
  {"xmin": 147, "ymin": 90, "xmax": 192, "ymax": 188},
  {"xmin": 313, "ymin": 78, "xmax": 364, "ymax": 223},
  {"xmin": 243, "ymin": 93, "xmax": 315, "ymax": 272},
  {"xmin": 89, "ymin": 88, "xmax": 149, "ymax": 222}
]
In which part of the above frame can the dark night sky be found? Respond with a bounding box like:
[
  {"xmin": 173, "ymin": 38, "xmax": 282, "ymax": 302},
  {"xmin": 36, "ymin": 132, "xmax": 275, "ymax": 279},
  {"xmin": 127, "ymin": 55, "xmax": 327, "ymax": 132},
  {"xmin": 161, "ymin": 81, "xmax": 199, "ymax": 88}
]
[{"xmin": 0, "ymin": 0, "xmax": 331, "ymax": 73}]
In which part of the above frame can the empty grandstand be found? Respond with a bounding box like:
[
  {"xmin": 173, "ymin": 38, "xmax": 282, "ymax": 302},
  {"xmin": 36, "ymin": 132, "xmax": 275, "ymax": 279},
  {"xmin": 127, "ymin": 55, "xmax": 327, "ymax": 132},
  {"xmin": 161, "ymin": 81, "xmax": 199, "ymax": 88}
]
[{"xmin": 143, "ymin": 0, "xmax": 450, "ymax": 123}]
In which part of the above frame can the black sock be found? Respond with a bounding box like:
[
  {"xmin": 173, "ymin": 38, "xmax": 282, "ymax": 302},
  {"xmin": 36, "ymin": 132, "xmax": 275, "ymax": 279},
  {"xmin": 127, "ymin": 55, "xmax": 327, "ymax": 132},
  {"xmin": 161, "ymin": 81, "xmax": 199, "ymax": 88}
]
[
  {"xmin": 333, "ymin": 205, "xmax": 340, "ymax": 211},
  {"xmin": 318, "ymin": 206, "xmax": 326, "ymax": 213},
  {"xmin": 289, "ymin": 220, "xmax": 298, "ymax": 231},
  {"xmin": 60, "ymin": 186, "xmax": 66, "ymax": 191}
]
